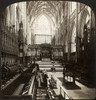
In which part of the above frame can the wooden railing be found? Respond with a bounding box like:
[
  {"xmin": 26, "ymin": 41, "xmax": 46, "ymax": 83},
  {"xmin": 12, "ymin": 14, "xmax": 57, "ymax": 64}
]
[
  {"xmin": 2, "ymin": 68, "xmax": 36, "ymax": 100},
  {"xmin": 28, "ymin": 75, "xmax": 36, "ymax": 98},
  {"xmin": 60, "ymin": 85, "xmax": 73, "ymax": 99},
  {"xmin": 48, "ymin": 74, "xmax": 73, "ymax": 100}
]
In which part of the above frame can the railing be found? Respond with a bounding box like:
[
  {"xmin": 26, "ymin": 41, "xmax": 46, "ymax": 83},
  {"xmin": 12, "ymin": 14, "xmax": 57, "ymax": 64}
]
[
  {"xmin": 51, "ymin": 75, "xmax": 73, "ymax": 100},
  {"xmin": 60, "ymin": 85, "xmax": 73, "ymax": 99},
  {"xmin": 21, "ymin": 73, "xmax": 36, "ymax": 99},
  {"xmin": 1, "ymin": 74, "xmax": 21, "ymax": 90},
  {"xmin": 28, "ymin": 75, "xmax": 36, "ymax": 95}
]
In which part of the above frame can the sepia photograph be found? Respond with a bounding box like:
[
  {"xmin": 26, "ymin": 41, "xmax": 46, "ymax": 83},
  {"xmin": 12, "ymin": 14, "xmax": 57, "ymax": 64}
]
[{"xmin": 0, "ymin": 1, "xmax": 96, "ymax": 100}]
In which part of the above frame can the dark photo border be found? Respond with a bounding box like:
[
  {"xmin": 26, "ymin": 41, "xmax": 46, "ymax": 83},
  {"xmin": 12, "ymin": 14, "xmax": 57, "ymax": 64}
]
[{"xmin": 0, "ymin": 0, "xmax": 96, "ymax": 100}]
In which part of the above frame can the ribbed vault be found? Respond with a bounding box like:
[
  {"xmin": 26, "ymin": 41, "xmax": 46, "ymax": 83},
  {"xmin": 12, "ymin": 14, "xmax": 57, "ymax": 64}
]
[{"xmin": 26, "ymin": 1, "xmax": 62, "ymax": 27}]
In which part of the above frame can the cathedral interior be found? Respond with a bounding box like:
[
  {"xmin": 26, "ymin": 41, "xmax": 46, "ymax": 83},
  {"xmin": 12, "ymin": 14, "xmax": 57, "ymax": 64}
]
[{"xmin": 1, "ymin": 1, "xmax": 96, "ymax": 100}]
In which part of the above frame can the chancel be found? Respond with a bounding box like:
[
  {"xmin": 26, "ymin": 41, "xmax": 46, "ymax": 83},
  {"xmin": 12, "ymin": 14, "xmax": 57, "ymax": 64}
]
[{"xmin": 1, "ymin": 1, "xmax": 96, "ymax": 100}]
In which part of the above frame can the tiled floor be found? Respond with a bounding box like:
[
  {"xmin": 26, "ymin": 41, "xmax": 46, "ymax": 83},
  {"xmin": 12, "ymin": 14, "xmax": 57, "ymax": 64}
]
[
  {"xmin": 47, "ymin": 72, "xmax": 96, "ymax": 99},
  {"xmin": 37, "ymin": 61, "xmax": 96, "ymax": 99}
]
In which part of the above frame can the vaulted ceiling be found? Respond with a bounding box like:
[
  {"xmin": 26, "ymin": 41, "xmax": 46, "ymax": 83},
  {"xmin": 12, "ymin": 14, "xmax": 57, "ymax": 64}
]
[{"xmin": 26, "ymin": 1, "xmax": 64, "ymax": 26}]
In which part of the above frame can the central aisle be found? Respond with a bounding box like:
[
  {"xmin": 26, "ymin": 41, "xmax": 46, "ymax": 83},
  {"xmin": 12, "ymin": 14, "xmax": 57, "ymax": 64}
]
[{"xmin": 35, "ymin": 60, "xmax": 96, "ymax": 99}]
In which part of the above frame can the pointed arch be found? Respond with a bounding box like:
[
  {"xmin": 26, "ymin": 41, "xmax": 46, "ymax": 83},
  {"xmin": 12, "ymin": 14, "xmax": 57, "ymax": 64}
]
[
  {"xmin": 32, "ymin": 14, "xmax": 54, "ymax": 44},
  {"xmin": 31, "ymin": 12, "xmax": 56, "ymax": 28},
  {"xmin": 79, "ymin": 8, "xmax": 90, "ymax": 38},
  {"xmin": 31, "ymin": 12, "xmax": 56, "ymax": 38}
]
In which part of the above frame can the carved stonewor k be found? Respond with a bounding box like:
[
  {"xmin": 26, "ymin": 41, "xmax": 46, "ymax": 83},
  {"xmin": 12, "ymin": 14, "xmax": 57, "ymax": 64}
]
[{"xmin": 1, "ymin": 1, "xmax": 96, "ymax": 99}]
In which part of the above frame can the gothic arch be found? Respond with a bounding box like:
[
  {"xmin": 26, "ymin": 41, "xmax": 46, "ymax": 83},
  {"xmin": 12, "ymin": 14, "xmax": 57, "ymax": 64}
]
[
  {"xmin": 31, "ymin": 11, "xmax": 56, "ymax": 28},
  {"xmin": 79, "ymin": 8, "xmax": 91, "ymax": 38}
]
